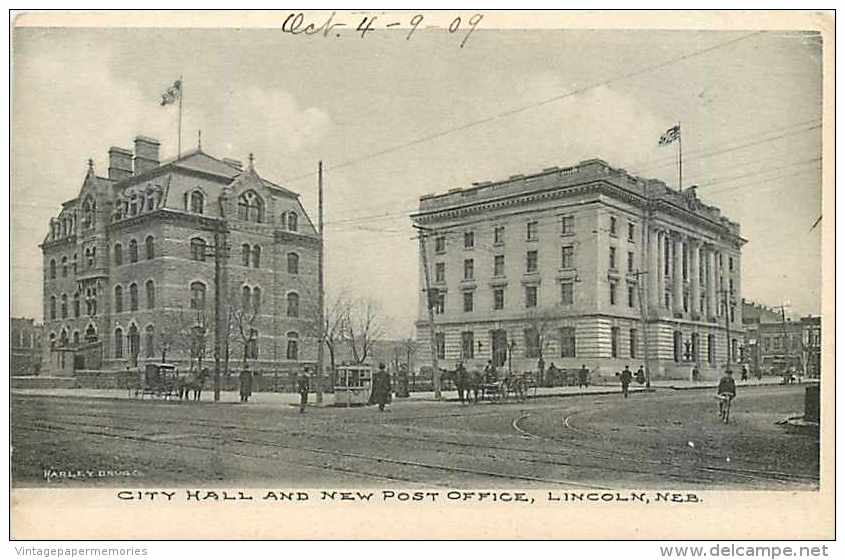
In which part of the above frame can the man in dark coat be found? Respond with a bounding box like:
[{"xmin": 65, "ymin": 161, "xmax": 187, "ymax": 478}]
[
  {"xmin": 371, "ymin": 363, "xmax": 392, "ymax": 412},
  {"xmin": 239, "ymin": 369, "xmax": 253, "ymax": 403},
  {"xmin": 619, "ymin": 367, "xmax": 633, "ymax": 398},
  {"xmin": 578, "ymin": 364, "xmax": 589, "ymax": 388},
  {"xmin": 296, "ymin": 369, "xmax": 310, "ymax": 413},
  {"xmin": 483, "ymin": 360, "xmax": 497, "ymax": 384},
  {"xmin": 635, "ymin": 365, "xmax": 646, "ymax": 385}
]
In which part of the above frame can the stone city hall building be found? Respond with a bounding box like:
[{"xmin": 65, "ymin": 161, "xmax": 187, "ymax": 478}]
[
  {"xmin": 40, "ymin": 136, "xmax": 319, "ymax": 376},
  {"xmin": 412, "ymin": 158, "xmax": 745, "ymax": 380}
]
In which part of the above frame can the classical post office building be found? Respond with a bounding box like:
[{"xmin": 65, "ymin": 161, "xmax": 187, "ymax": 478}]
[
  {"xmin": 40, "ymin": 136, "xmax": 319, "ymax": 376},
  {"xmin": 412, "ymin": 158, "xmax": 745, "ymax": 380}
]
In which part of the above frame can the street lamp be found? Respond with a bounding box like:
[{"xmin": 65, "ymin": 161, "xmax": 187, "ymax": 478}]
[{"xmin": 507, "ymin": 340, "xmax": 516, "ymax": 377}]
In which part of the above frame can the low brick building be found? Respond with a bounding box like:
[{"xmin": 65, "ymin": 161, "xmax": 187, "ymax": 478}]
[{"xmin": 40, "ymin": 136, "xmax": 319, "ymax": 377}]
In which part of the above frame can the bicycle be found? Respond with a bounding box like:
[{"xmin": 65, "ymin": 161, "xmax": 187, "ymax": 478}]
[{"xmin": 716, "ymin": 393, "xmax": 734, "ymax": 424}]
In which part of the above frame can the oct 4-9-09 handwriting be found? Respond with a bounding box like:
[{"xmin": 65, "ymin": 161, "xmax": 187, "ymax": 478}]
[{"xmin": 282, "ymin": 12, "xmax": 485, "ymax": 48}]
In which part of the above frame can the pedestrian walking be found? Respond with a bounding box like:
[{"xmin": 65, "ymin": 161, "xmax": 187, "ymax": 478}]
[
  {"xmin": 691, "ymin": 365, "xmax": 700, "ymax": 382},
  {"xmin": 619, "ymin": 367, "xmax": 632, "ymax": 399},
  {"xmin": 239, "ymin": 369, "xmax": 253, "ymax": 403},
  {"xmin": 741, "ymin": 364, "xmax": 749, "ymax": 382},
  {"xmin": 371, "ymin": 363, "xmax": 392, "ymax": 412},
  {"xmin": 635, "ymin": 365, "xmax": 646, "ymax": 385},
  {"xmin": 296, "ymin": 368, "xmax": 310, "ymax": 413},
  {"xmin": 578, "ymin": 364, "xmax": 589, "ymax": 388}
]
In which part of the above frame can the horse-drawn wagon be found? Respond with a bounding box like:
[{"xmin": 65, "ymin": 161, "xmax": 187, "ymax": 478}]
[{"xmin": 130, "ymin": 363, "xmax": 179, "ymax": 399}]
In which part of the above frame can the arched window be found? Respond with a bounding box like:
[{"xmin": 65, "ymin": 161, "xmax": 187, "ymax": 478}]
[
  {"xmin": 252, "ymin": 246, "xmax": 261, "ymax": 268},
  {"xmin": 73, "ymin": 292, "xmax": 80, "ymax": 317},
  {"xmin": 190, "ymin": 282, "xmax": 206, "ymax": 310},
  {"xmin": 252, "ymin": 287, "xmax": 261, "ymax": 314},
  {"xmin": 49, "ymin": 332, "xmax": 56, "ymax": 350},
  {"xmin": 59, "ymin": 329, "xmax": 68, "ymax": 347},
  {"xmin": 242, "ymin": 286, "xmax": 252, "ymax": 311},
  {"xmin": 72, "ymin": 331, "xmax": 80, "ymax": 346},
  {"xmin": 114, "ymin": 285, "xmax": 123, "ymax": 313},
  {"xmin": 288, "ymin": 212, "xmax": 298, "ymax": 232},
  {"xmin": 85, "ymin": 324, "xmax": 97, "ymax": 342},
  {"xmin": 49, "ymin": 259, "xmax": 56, "ymax": 279},
  {"xmin": 114, "ymin": 243, "xmax": 123, "ymax": 266},
  {"xmin": 287, "ymin": 252, "xmax": 299, "ymax": 274},
  {"xmin": 286, "ymin": 332, "xmax": 299, "ymax": 360},
  {"xmin": 128, "ymin": 324, "xmax": 140, "ymax": 359},
  {"xmin": 145, "ymin": 325, "xmax": 155, "ymax": 357},
  {"xmin": 145, "ymin": 236, "xmax": 155, "ymax": 260},
  {"xmin": 61, "ymin": 256, "xmax": 68, "ymax": 277},
  {"xmin": 60, "ymin": 294, "xmax": 68, "ymax": 319},
  {"xmin": 114, "ymin": 328, "xmax": 124, "ymax": 358},
  {"xmin": 237, "ymin": 191, "xmax": 264, "ymax": 223},
  {"xmin": 82, "ymin": 197, "xmax": 95, "ymax": 229},
  {"xmin": 146, "ymin": 280, "xmax": 155, "ymax": 309},
  {"xmin": 129, "ymin": 283, "xmax": 139, "ymax": 311},
  {"xmin": 286, "ymin": 292, "xmax": 300, "ymax": 318},
  {"xmin": 190, "ymin": 191, "xmax": 205, "ymax": 214},
  {"xmin": 129, "ymin": 239, "xmax": 138, "ymax": 263},
  {"xmin": 241, "ymin": 244, "xmax": 251, "ymax": 267},
  {"xmin": 49, "ymin": 296, "xmax": 56, "ymax": 320},
  {"xmin": 190, "ymin": 238, "xmax": 207, "ymax": 261}
]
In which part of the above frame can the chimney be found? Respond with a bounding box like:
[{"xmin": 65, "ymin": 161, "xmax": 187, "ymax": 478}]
[
  {"xmin": 133, "ymin": 136, "xmax": 160, "ymax": 175},
  {"xmin": 222, "ymin": 158, "xmax": 243, "ymax": 171},
  {"xmin": 108, "ymin": 147, "xmax": 133, "ymax": 180}
]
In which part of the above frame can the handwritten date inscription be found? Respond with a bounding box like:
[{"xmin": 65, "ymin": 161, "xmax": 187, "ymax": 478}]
[{"xmin": 282, "ymin": 12, "xmax": 484, "ymax": 48}]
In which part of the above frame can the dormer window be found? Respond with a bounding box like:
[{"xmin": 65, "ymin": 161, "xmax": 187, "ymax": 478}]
[
  {"xmin": 190, "ymin": 190, "xmax": 204, "ymax": 214},
  {"xmin": 238, "ymin": 191, "xmax": 264, "ymax": 223},
  {"xmin": 287, "ymin": 212, "xmax": 298, "ymax": 232}
]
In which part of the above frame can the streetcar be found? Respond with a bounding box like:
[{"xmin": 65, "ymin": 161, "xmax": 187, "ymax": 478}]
[{"xmin": 333, "ymin": 364, "xmax": 372, "ymax": 407}]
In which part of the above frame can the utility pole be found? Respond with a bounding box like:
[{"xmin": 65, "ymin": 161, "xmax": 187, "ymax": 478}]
[
  {"xmin": 212, "ymin": 229, "xmax": 229, "ymax": 402},
  {"xmin": 633, "ymin": 269, "xmax": 651, "ymax": 389},
  {"xmin": 720, "ymin": 288, "xmax": 732, "ymax": 369},
  {"xmin": 414, "ymin": 225, "xmax": 441, "ymax": 400},
  {"xmin": 316, "ymin": 161, "xmax": 325, "ymax": 404}
]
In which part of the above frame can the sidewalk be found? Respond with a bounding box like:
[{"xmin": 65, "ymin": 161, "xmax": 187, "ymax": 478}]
[{"xmin": 10, "ymin": 376, "xmax": 792, "ymax": 407}]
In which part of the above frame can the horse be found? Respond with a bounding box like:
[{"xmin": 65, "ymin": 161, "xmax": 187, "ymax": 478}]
[
  {"xmin": 178, "ymin": 369, "xmax": 209, "ymax": 402},
  {"xmin": 501, "ymin": 373, "xmax": 527, "ymax": 403}
]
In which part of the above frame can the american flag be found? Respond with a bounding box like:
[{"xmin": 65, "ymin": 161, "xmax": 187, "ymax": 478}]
[
  {"xmin": 658, "ymin": 124, "xmax": 681, "ymax": 146},
  {"xmin": 160, "ymin": 79, "xmax": 182, "ymax": 106}
]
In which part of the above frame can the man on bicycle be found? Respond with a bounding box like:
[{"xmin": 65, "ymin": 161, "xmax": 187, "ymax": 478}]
[{"xmin": 717, "ymin": 368, "xmax": 737, "ymax": 418}]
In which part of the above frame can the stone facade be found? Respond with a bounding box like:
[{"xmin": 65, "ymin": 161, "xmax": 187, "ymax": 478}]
[
  {"xmin": 10, "ymin": 317, "xmax": 43, "ymax": 376},
  {"xmin": 40, "ymin": 137, "xmax": 319, "ymax": 377},
  {"xmin": 412, "ymin": 158, "xmax": 745, "ymax": 380}
]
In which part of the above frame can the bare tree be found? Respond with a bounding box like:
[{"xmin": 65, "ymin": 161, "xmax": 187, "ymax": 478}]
[
  {"xmin": 524, "ymin": 308, "xmax": 559, "ymax": 383},
  {"xmin": 230, "ymin": 288, "xmax": 259, "ymax": 371},
  {"xmin": 345, "ymin": 297, "xmax": 385, "ymax": 365},
  {"xmin": 159, "ymin": 306, "xmax": 210, "ymax": 371}
]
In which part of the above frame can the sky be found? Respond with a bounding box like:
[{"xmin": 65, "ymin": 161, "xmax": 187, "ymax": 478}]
[{"xmin": 11, "ymin": 23, "xmax": 824, "ymax": 336}]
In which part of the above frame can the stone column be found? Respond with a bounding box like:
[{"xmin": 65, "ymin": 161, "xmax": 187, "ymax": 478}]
[
  {"xmin": 672, "ymin": 233, "xmax": 683, "ymax": 314},
  {"xmin": 648, "ymin": 227, "xmax": 660, "ymax": 309},
  {"xmin": 689, "ymin": 239, "xmax": 700, "ymax": 316},
  {"xmin": 656, "ymin": 230, "xmax": 665, "ymax": 308},
  {"xmin": 706, "ymin": 247, "xmax": 717, "ymax": 319}
]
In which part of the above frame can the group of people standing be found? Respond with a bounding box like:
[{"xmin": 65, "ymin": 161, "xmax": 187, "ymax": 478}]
[{"xmin": 616, "ymin": 365, "xmax": 647, "ymax": 398}]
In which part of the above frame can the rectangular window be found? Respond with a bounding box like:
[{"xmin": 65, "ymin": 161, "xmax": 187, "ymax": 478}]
[
  {"xmin": 627, "ymin": 222, "xmax": 635, "ymax": 242},
  {"xmin": 609, "ymin": 216, "xmax": 618, "ymax": 237},
  {"xmin": 493, "ymin": 288, "xmax": 505, "ymax": 310},
  {"xmin": 561, "ymin": 282, "xmax": 574, "ymax": 305},
  {"xmin": 729, "ymin": 256, "xmax": 734, "ymax": 272},
  {"xmin": 628, "ymin": 285, "xmax": 636, "ymax": 308},
  {"xmin": 526, "ymin": 250, "xmax": 538, "ymax": 273},
  {"xmin": 435, "ymin": 236, "xmax": 446, "ymax": 253},
  {"xmin": 561, "ymin": 245, "xmax": 574, "ymax": 269},
  {"xmin": 435, "ymin": 262, "xmax": 445, "ymax": 283},
  {"xmin": 527, "ymin": 221, "xmax": 538, "ymax": 241},
  {"xmin": 664, "ymin": 243, "xmax": 671, "ymax": 276},
  {"xmin": 559, "ymin": 327, "xmax": 576, "ymax": 358},
  {"xmin": 463, "ymin": 291, "xmax": 474, "ymax": 312},
  {"xmin": 627, "ymin": 251, "xmax": 634, "ymax": 272},
  {"xmin": 708, "ymin": 334, "xmax": 716, "ymax": 364},
  {"xmin": 729, "ymin": 278, "xmax": 734, "ymax": 294},
  {"xmin": 609, "ymin": 281, "xmax": 617, "ymax": 305},
  {"xmin": 609, "ymin": 247, "xmax": 617, "ymax": 270},
  {"xmin": 664, "ymin": 292, "xmax": 671, "ymax": 309},
  {"xmin": 561, "ymin": 215, "xmax": 574, "ymax": 235},
  {"xmin": 629, "ymin": 329, "xmax": 638, "ymax": 358},
  {"xmin": 682, "ymin": 244, "xmax": 689, "ymax": 280},
  {"xmin": 435, "ymin": 333, "xmax": 446, "ymax": 360},
  {"xmin": 730, "ymin": 305, "xmax": 736, "ymax": 322},
  {"xmin": 683, "ymin": 292, "xmax": 689, "ymax": 312},
  {"xmin": 464, "ymin": 259, "xmax": 474, "ymax": 280},
  {"xmin": 434, "ymin": 292, "xmax": 445, "ymax": 314},
  {"xmin": 493, "ymin": 255, "xmax": 505, "ymax": 277},
  {"xmin": 461, "ymin": 331, "xmax": 475, "ymax": 359},
  {"xmin": 525, "ymin": 285, "xmax": 538, "ymax": 308},
  {"xmin": 464, "ymin": 231, "xmax": 475, "ymax": 249},
  {"xmin": 611, "ymin": 327, "xmax": 619, "ymax": 358},
  {"xmin": 673, "ymin": 331, "xmax": 683, "ymax": 362},
  {"xmin": 494, "ymin": 226, "xmax": 505, "ymax": 245}
]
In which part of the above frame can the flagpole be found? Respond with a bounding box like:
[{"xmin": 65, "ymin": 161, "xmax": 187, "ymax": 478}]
[
  {"xmin": 677, "ymin": 121, "xmax": 682, "ymax": 192},
  {"xmin": 178, "ymin": 75, "xmax": 183, "ymax": 159}
]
